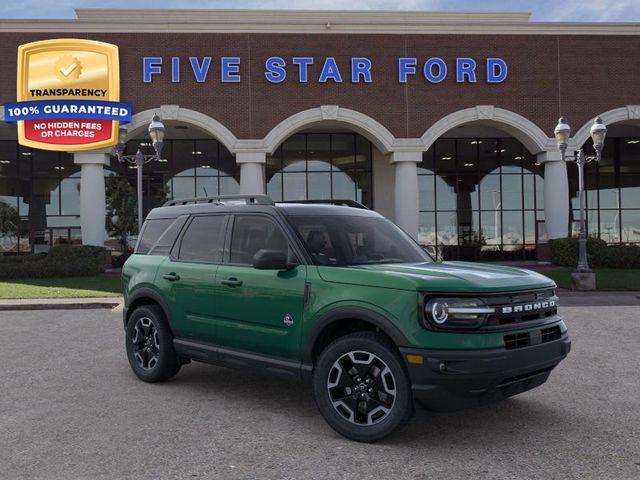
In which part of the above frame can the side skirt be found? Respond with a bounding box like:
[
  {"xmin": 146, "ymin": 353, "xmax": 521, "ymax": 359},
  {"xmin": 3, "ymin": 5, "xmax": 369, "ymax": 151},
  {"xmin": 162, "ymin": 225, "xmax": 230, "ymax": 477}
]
[{"xmin": 173, "ymin": 338, "xmax": 313, "ymax": 381}]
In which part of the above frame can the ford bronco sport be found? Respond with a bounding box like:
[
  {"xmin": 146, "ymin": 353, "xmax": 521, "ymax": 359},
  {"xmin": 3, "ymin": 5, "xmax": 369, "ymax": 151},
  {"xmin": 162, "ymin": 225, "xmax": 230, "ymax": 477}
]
[{"xmin": 122, "ymin": 195, "xmax": 570, "ymax": 442}]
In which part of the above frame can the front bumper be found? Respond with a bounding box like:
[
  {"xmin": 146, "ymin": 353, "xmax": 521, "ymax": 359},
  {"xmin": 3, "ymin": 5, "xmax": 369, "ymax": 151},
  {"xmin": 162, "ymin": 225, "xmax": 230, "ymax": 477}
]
[{"xmin": 400, "ymin": 333, "xmax": 571, "ymax": 411}]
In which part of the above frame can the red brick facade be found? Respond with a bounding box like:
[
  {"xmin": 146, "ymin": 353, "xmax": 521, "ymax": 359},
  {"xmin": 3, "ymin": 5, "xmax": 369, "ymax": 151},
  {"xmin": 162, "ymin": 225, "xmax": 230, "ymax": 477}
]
[{"xmin": 0, "ymin": 32, "xmax": 638, "ymax": 140}]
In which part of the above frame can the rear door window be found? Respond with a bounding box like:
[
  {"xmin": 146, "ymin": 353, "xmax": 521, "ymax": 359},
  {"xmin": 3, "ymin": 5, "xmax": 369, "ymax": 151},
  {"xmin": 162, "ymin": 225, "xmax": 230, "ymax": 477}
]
[{"xmin": 177, "ymin": 215, "xmax": 227, "ymax": 263}]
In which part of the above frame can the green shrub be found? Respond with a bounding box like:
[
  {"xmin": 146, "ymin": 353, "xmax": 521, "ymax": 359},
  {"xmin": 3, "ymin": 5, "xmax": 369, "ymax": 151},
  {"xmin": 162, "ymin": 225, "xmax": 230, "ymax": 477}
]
[
  {"xmin": 0, "ymin": 245, "xmax": 106, "ymax": 279},
  {"xmin": 550, "ymin": 237, "xmax": 640, "ymax": 268},
  {"xmin": 594, "ymin": 245, "xmax": 640, "ymax": 268}
]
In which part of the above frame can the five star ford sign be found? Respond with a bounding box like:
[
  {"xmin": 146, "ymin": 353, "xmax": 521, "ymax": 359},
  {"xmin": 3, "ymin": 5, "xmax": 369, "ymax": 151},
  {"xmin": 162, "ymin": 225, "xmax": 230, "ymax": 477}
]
[{"xmin": 4, "ymin": 39, "xmax": 132, "ymax": 152}]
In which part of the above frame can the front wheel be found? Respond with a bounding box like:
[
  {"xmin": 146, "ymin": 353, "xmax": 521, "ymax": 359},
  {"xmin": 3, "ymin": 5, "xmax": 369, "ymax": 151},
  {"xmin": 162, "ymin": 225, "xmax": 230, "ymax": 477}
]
[
  {"xmin": 313, "ymin": 332, "xmax": 413, "ymax": 442},
  {"xmin": 125, "ymin": 305, "xmax": 181, "ymax": 382}
]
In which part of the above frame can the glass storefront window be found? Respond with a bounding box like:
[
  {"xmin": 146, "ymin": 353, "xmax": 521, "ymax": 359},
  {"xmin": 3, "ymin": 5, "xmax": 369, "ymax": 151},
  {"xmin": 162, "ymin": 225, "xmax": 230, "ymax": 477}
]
[
  {"xmin": 419, "ymin": 137, "xmax": 543, "ymax": 260},
  {"xmin": 0, "ymin": 138, "xmax": 240, "ymax": 254},
  {"xmin": 266, "ymin": 133, "xmax": 373, "ymax": 207},
  {"xmin": 621, "ymin": 210, "xmax": 640, "ymax": 243},
  {"xmin": 568, "ymin": 137, "xmax": 640, "ymax": 245},
  {"xmin": 621, "ymin": 174, "xmax": 640, "ymax": 209}
]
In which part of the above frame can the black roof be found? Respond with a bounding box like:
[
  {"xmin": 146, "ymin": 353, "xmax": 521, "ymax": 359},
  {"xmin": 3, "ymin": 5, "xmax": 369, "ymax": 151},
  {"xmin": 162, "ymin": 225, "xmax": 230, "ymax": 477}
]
[{"xmin": 146, "ymin": 195, "xmax": 381, "ymax": 220}]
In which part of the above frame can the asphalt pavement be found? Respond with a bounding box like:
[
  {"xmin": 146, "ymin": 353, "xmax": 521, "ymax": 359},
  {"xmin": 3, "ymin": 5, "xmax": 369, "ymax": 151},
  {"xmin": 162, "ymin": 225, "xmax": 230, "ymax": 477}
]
[{"xmin": 0, "ymin": 305, "xmax": 638, "ymax": 480}]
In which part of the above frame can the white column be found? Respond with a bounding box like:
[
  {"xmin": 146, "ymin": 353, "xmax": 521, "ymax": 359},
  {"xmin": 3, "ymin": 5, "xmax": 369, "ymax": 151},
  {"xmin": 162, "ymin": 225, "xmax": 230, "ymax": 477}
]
[
  {"xmin": 391, "ymin": 151, "xmax": 421, "ymax": 239},
  {"xmin": 237, "ymin": 152, "xmax": 266, "ymax": 195},
  {"xmin": 538, "ymin": 151, "xmax": 569, "ymax": 240},
  {"xmin": 74, "ymin": 151, "xmax": 110, "ymax": 246}
]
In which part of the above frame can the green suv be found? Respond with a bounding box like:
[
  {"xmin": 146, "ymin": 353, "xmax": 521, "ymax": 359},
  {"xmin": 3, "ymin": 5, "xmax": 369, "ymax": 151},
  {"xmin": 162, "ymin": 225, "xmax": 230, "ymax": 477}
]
[{"xmin": 122, "ymin": 195, "xmax": 570, "ymax": 442}]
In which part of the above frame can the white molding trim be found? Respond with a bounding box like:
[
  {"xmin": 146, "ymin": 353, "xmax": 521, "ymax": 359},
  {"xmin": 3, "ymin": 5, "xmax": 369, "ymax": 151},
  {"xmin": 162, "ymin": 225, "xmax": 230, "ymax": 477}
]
[
  {"xmin": 1, "ymin": 10, "xmax": 639, "ymax": 35},
  {"xmin": 263, "ymin": 106, "xmax": 396, "ymax": 154},
  {"xmin": 572, "ymin": 105, "xmax": 640, "ymax": 148},
  {"xmin": 127, "ymin": 105, "xmax": 239, "ymax": 153},
  {"xmin": 420, "ymin": 105, "xmax": 553, "ymax": 154}
]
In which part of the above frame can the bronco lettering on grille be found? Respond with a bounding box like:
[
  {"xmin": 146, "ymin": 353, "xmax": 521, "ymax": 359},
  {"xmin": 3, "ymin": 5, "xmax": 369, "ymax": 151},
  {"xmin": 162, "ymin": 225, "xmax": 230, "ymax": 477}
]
[{"xmin": 501, "ymin": 299, "xmax": 556, "ymax": 314}]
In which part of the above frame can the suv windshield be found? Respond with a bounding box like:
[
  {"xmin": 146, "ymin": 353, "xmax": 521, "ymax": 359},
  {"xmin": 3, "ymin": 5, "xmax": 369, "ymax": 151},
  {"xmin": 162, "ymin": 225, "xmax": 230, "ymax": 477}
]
[{"xmin": 288, "ymin": 215, "xmax": 432, "ymax": 266}]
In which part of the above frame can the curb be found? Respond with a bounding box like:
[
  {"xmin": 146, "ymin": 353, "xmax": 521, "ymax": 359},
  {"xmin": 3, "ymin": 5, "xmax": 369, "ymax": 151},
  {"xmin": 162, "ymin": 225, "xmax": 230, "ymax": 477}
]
[{"xmin": 0, "ymin": 299, "xmax": 122, "ymax": 312}]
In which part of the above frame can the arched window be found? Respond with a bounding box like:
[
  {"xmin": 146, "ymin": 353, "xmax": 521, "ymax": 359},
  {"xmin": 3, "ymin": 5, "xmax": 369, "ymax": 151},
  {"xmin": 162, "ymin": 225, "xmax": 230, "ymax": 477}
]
[
  {"xmin": 266, "ymin": 133, "xmax": 373, "ymax": 207},
  {"xmin": 418, "ymin": 137, "xmax": 543, "ymax": 261}
]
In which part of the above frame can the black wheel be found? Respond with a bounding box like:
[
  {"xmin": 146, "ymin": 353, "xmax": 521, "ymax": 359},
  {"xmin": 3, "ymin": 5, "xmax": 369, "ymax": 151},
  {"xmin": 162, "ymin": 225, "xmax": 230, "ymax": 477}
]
[
  {"xmin": 313, "ymin": 332, "xmax": 413, "ymax": 442},
  {"xmin": 125, "ymin": 305, "xmax": 181, "ymax": 383}
]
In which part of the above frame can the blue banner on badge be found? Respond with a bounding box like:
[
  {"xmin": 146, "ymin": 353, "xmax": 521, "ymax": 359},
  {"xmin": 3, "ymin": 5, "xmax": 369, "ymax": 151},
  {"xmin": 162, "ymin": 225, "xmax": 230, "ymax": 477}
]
[{"xmin": 4, "ymin": 100, "xmax": 132, "ymax": 124}]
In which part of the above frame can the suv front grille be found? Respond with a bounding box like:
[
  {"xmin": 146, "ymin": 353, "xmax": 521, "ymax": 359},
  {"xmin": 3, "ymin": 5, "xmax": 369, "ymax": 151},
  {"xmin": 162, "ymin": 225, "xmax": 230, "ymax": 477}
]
[
  {"xmin": 504, "ymin": 325, "xmax": 562, "ymax": 350},
  {"xmin": 481, "ymin": 289, "xmax": 558, "ymax": 330}
]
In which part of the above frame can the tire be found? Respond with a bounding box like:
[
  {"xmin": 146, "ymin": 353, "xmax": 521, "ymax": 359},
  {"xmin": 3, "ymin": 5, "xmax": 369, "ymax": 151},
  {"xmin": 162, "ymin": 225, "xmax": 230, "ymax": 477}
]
[
  {"xmin": 313, "ymin": 332, "xmax": 414, "ymax": 442},
  {"xmin": 125, "ymin": 304, "xmax": 181, "ymax": 383}
]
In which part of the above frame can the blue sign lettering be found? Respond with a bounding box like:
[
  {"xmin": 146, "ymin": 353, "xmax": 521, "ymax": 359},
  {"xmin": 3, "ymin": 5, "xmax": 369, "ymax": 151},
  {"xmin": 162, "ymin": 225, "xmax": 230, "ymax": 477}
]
[
  {"xmin": 143, "ymin": 57, "xmax": 162, "ymax": 83},
  {"xmin": 319, "ymin": 57, "xmax": 342, "ymax": 83},
  {"xmin": 292, "ymin": 57, "xmax": 313, "ymax": 82},
  {"xmin": 142, "ymin": 56, "xmax": 508, "ymax": 84},
  {"xmin": 398, "ymin": 58, "xmax": 417, "ymax": 83},
  {"xmin": 351, "ymin": 57, "xmax": 372, "ymax": 83},
  {"xmin": 221, "ymin": 57, "xmax": 240, "ymax": 83},
  {"xmin": 171, "ymin": 57, "xmax": 180, "ymax": 83},
  {"xmin": 265, "ymin": 56, "xmax": 287, "ymax": 83},
  {"xmin": 487, "ymin": 58, "xmax": 508, "ymax": 83},
  {"xmin": 190, "ymin": 57, "xmax": 211, "ymax": 83},
  {"xmin": 456, "ymin": 58, "xmax": 477, "ymax": 83},
  {"xmin": 424, "ymin": 58, "xmax": 447, "ymax": 83}
]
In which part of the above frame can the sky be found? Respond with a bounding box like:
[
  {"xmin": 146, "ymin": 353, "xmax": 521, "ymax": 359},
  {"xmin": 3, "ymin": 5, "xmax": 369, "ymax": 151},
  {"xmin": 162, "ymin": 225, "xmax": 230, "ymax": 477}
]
[{"xmin": 1, "ymin": 0, "xmax": 639, "ymax": 22}]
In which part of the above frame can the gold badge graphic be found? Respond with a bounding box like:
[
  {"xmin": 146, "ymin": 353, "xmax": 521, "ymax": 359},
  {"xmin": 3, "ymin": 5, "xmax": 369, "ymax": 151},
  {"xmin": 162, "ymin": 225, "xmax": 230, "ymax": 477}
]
[{"xmin": 14, "ymin": 38, "xmax": 122, "ymax": 151}]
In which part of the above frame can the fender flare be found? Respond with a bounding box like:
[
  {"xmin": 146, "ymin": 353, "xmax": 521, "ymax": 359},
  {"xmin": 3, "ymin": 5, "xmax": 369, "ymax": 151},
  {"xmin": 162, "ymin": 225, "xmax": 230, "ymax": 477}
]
[
  {"xmin": 124, "ymin": 287, "xmax": 176, "ymax": 335},
  {"xmin": 303, "ymin": 306, "xmax": 409, "ymax": 364}
]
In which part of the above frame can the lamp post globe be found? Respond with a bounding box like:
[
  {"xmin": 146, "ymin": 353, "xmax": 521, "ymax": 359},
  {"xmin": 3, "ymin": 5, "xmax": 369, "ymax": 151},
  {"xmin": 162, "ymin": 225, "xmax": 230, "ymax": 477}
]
[
  {"xmin": 554, "ymin": 117, "xmax": 571, "ymax": 155},
  {"xmin": 116, "ymin": 125, "xmax": 127, "ymax": 157},
  {"xmin": 590, "ymin": 116, "xmax": 607, "ymax": 155},
  {"xmin": 148, "ymin": 113, "xmax": 165, "ymax": 158}
]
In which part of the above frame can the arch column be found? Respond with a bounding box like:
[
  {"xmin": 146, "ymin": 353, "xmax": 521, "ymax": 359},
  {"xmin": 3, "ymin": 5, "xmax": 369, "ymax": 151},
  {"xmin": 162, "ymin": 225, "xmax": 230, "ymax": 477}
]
[
  {"xmin": 237, "ymin": 151, "xmax": 266, "ymax": 195},
  {"xmin": 538, "ymin": 151, "xmax": 569, "ymax": 240},
  {"xmin": 74, "ymin": 150, "xmax": 110, "ymax": 246},
  {"xmin": 391, "ymin": 151, "xmax": 421, "ymax": 239}
]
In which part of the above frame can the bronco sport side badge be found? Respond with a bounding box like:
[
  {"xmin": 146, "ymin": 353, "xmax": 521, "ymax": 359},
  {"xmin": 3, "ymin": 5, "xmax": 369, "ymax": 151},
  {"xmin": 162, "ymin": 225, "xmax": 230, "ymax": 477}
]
[{"xmin": 283, "ymin": 314, "xmax": 294, "ymax": 327}]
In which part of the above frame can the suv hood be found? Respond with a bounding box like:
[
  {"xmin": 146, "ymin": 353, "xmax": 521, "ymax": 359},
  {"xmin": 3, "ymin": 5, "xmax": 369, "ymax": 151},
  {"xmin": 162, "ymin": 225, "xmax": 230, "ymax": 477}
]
[{"xmin": 317, "ymin": 261, "xmax": 555, "ymax": 293}]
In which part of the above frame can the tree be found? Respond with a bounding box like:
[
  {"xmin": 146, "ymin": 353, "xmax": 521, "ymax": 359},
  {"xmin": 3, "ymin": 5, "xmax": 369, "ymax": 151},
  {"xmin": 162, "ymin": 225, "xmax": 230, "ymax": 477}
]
[
  {"xmin": 0, "ymin": 201, "xmax": 20, "ymax": 252},
  {"xmin": 105, "ymin": 176, "xmax": 138, "ymax": 253}
]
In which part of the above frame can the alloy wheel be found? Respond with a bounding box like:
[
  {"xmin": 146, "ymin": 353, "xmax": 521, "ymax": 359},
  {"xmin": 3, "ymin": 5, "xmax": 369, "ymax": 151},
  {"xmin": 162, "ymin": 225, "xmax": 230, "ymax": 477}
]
[
  {"xmin": 326, "ymin": 350, "xmax": 396, "ymax": 425},
  {"xmin": 131, "ymin": 317, "xmax": 160, "ymax": 370}
]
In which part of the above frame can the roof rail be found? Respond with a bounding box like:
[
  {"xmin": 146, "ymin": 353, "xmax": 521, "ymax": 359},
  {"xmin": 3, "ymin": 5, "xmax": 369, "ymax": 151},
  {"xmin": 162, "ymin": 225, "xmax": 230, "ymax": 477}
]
[
  {"xmin": 163, "ymin": 194, "xmax": 275, "ymax": 207},
  {"xmin": 278, "ymin": 199, "xmax": 369, "ymax": 210}
]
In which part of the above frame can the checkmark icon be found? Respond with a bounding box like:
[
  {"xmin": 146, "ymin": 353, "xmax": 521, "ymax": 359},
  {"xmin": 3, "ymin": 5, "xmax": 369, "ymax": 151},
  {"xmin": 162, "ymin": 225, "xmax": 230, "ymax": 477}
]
[
  {"xmin": 54, "ymin": 55, "xmax": 82, "ymax": 82},
  {"xmin": 59, "ymin": 62, "xmax": 78, "ymax": 77}
]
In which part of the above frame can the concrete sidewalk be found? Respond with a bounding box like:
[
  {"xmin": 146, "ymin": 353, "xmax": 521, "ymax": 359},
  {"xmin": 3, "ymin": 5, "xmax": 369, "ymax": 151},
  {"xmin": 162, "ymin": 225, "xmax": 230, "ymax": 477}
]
[
  {"xmin": 0, "ymin": 297, "xmax": 122, "ymax": 311},
  {"xmin": 556, "ymin": 289, "xmax": 640, "ymax": 306}
]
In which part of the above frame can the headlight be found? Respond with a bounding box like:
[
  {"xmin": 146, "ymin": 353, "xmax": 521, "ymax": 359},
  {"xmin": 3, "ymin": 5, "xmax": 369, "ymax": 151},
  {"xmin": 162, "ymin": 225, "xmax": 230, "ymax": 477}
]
[{"xmin": 424, "ymin": 297, "xmax": 495, "ymax": 329}]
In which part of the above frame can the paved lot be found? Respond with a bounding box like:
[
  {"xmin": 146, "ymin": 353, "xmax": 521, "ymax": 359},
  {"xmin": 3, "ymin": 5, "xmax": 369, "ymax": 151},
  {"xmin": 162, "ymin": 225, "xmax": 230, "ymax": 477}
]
[{"xmin": 1, "ymin": 305, "xmax": 638, "ymax": 480}]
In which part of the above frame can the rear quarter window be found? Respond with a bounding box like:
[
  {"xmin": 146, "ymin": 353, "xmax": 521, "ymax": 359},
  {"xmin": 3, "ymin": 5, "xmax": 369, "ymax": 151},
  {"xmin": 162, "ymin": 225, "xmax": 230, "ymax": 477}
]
[{"xmin": 135, "ymin": 218, "xmax": 179, "ymax": 255}]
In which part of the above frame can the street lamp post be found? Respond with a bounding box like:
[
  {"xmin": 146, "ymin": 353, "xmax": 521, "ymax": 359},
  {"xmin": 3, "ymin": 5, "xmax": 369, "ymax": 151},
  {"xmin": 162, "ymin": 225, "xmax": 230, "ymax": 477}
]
[
  {"xmin": 553, "ymin": 116, "xmax": 607, "ymax": 276},
  {"xmin": 113, "ymin": 114, "xmax": 166, "ymax": 232}
]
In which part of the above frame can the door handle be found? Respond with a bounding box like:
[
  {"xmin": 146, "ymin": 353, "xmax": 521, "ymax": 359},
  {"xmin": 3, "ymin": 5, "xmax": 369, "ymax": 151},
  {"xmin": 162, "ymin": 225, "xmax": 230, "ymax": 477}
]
[
  {"xmin": 221, "ymin": 277, "xmax": 243, "ymax": 287},
  {"xmin": 162, "ymin": 272, "xmax": 181, "ymax": 282}
]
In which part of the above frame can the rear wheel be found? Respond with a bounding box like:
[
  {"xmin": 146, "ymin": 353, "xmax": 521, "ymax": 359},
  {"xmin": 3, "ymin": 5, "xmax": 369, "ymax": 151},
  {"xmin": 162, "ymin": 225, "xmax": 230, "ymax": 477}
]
[
  {"xmin": 313, "ymin": 332, "xmax": 413, "ymax": 442},
  {"xmin": 125, "ymin": 305, "xmax": 181, "ymax": 382}
]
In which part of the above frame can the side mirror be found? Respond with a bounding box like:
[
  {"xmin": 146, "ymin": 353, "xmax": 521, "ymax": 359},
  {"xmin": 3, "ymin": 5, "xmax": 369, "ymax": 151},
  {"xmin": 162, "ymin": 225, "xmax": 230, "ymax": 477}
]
[{"xmin": 252, "ymin": 249, "xmax": 293, "ymax": 270}]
